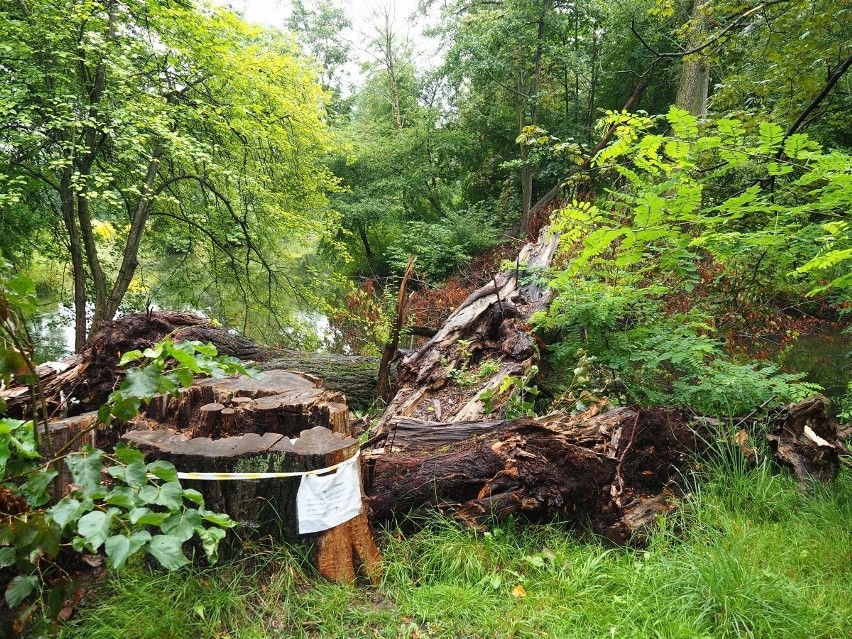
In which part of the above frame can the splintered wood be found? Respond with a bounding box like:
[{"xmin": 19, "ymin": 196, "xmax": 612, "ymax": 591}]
[{"xmin": 378, "ymin": 228, "xmax": 560, "ymax": 429}]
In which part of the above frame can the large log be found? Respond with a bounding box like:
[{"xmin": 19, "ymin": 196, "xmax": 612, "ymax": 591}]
[
  {"xmin": 1, "ymin": 312, "xmax": 381, "ymax": 419},
  {"xmin": 366, "ymin": 407, "xmax": 701, "ymax": 540}
]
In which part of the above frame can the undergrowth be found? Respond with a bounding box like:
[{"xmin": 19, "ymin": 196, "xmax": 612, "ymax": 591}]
[{"xmin": 59, "ymin": 462, "xmax": 852, "ymax": 639}]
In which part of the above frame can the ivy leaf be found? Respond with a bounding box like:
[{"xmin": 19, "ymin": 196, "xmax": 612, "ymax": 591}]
[
  {"xmin": 110, "ymin": 459, "xmax": 148, "ymax": 489},
  {"xmin": 118, "ymin": 350, "xmax": 144, "ymax": 366},
  {"xmin": 139, "ymin": 482, "xmax": 183, "ymax": 510},
  {"xmin": 146, "ymin": 460, "xmax": 179, "ymax": 483},
  {"xmin": 165, "ymin": 343, "xmax": 203, "ymax": 372},
  {"xmin": 121, "ymin": 367, "xmax": 161, "ymax": 400},
  {"xmin": 160, "ymin": 510, "xmax": 202, "ymax": 542},
  {"xmin": 104, "ymin": 486, "xmax": 141, "ymax": 509},
  {"xmin": 174, "ymin": 367, "xmax": 195, "ymax": 388},
  {"xmin": 76, "ymin": 509, "xmax": 117, "ymax": 551},
  {"xmin": 19, "ymin": 469, "xmax": 58, "ymax": 507},
  {"xmin": 110, "ymin": 396, "xmax": 141, "ymax": 421},
  {"xmin": 146, "ymin": 535, "xmax": 190, "ymax": 571},
  {"xmin": 47, "ymin": 498, "xmax": 84, "ymax": 529},
  {"xmin": 196, "ymin": 526, "xmax": 226, "ymax": 564},
  {"xmin": 104, "ymin": 530, "xmax": 151, "ymax": 570},
  {"xmin": 129, "ymin": 507, "xmax": 169, "ymax": 526},
  {"xmin": 5, "ymin": 575, "xmax": 38, "ymax": 608},
  {"xmin": 181, "ymin": 488, "xmax": 205, "ymax": 506},
  {"xmin": 0, "ymin": 546, "xmax": 16, "ymax": 568},
  {"xmin": 113, "ymin": 445, "xmax": 144, "ymax": 465},
  {"xmin": 199, "ymin": 509, "xmax": 237, "ymax": 528},
  {"xmin": 66, "ymin": 450, "xmax": 103, "ymax": 496}
]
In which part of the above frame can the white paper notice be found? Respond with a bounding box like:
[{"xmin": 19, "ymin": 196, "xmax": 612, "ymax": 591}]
[{"xmin": 296, "ymin": 459, "xmax": 363, "ymax": 534}]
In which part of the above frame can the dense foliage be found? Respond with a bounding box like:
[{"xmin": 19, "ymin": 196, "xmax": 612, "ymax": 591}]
[{"xmin": 0, "ymin": 0, "xmax": 342, "ymax": 347}]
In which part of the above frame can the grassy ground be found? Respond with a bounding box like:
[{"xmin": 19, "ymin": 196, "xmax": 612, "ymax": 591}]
[{"xmin": 59, "ymin": 458, "xmax": 852, "ymax": 639}]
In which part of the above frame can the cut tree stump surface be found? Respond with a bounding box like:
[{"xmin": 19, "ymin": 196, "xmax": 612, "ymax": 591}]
[{"xmin": 140, "ymin": 370, "xmax": 350, "ymax": 440}]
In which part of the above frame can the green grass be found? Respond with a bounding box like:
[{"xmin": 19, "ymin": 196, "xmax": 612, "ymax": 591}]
[{"xmin": 60, "ymin": 464, "xmax": 852, "ymax": 639}]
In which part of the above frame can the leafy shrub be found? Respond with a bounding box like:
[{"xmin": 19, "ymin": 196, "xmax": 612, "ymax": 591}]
[{"xmin": 386, "ymin": 205, "xmax": 499, "ymax": 281}]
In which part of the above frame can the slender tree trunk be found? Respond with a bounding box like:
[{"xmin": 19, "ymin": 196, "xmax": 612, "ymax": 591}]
[
  {"xmin": 101, "ymin": 145, "xmax": 163, "ymax": 329},
  {"xmin": 59, "ymin": 169, "xmax": 88, "ymax": 352},
  {"xmin": 586, "ymin": 32, "xmax": 598, "ymax": 143},
  {"xmin": 675, "ymin": 0, "xmax": 710, "ymax": 116},
  {"xmin": 519, "ymin": 6, "xmax": 547, "ymax": 236}
]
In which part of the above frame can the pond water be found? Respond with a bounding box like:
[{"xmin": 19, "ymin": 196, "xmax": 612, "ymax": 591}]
[{"xmin": 762, "ymin": 329, "xmax": 852, "ymax": 399}]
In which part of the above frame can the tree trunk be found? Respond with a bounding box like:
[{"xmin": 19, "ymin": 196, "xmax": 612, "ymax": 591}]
[
  {"xmin": 675, "ymin": 0, "xmax": 710, "ymax": 117},
  {"xmin": 366, "ymin": 408, "xmax": 701, "ymax": 541},
  {"xmin": 59, "ymin": 168, "xmax": 88, "ymax": 352}
]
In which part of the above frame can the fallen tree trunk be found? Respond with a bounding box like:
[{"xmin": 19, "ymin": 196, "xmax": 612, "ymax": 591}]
[
  {"xmin": 377, "ymin": 228, "xmax": 560, "ymax": 428},
  {"xmin": 1, "ymin": 312, "xmax": 381, "ymax": 418},
  {"xmin": 366, "ymin": 407, "xmax": 701, "ymax": 543}
]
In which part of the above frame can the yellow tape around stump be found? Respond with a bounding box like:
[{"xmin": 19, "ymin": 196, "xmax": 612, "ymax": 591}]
[{"xmin": 147, "ymin": 449, "xmax": 360, "ymax": 481}]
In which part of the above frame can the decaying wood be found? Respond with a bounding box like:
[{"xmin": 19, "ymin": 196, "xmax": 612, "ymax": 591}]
[
  {"xmin": 125, "ymin": 425, "xmax": 380, "ymax": 583},
  {"xmin": 367, "ymin": 407, "xmax": 701, "ymax": 540},
  {"xmin": 377, "ymin": 228, "xmax": 560, "ymax": 428},
  {"xmin": 121, "ymin": 370, "xmax": 380, "ymax": 583},
  {"xmin": 136, "ymin": 370, "xmax": 350, "ymax": 441},
  {"xmin": 768, "ymin": 395, "xmax": 849, "ymax": 483},
  {"xmin": 41, "ymin": 411, "xmax": 99, "ymax": 499}
]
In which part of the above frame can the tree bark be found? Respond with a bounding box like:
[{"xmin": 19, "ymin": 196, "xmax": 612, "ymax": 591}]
[
  {"xmin": 675, "ymin": 0, "xmax": 710, "ymax": 117},
  {"xmin": 366, "ymin": 408, "xmax": 701, "ymax": 541},
  {"xmin": 126, "ymin": 425, "xmax": 380, "ymax": 583},
  {"xmin": 376, "ymin": 228, "xmax": 559, "ymax": 429}
]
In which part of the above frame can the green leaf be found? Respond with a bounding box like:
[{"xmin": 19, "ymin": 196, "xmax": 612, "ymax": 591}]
[
  {"xmin": 113, "ymin": 446, "xmax": 144, "ymax": 465},
  {"xmin": 160, "ymin": 510, "xmax": 202, "ymax": 542},
  {"xmin": 142, "ymin": 345, "xmax": 164, "ymax": 359},
  {"xmin": 200, "ymin": 509, "xmax": 237, "ymax": 528},
  {"xmin": 105, "ymin": 486, "xmax": 141, "ymax": 509},
  {"xmin": 47, "ymin": 498, "xmax": 84, "ymax": 529},
  {"xmin": 758, "ymin": 121, "xmax": 784, "ymax": 154},
  {"xmin": 146, "ymin": 535, "xmax": 190, "ymax": 571},
  {"xmin": 118, "ymin": 350, "xmax": 144, "ymax": 366},
  {"xmin": 66, "ymin": 450, "xmax": 103, "ymax": 496},
  {"xmin": 181, "ymin": 488, "xmax": 205, "ymax": 506},
  {"xmin": 146, "ymin": 460, "xmax": 179, "ymax": 483},
  {"xmin": 666, "ymin": 106, "xmax": 698, "ymax": 138},
  {"xmin": 197, "ymin": 526, "xmax": 226, "ymax": 564},
  {"xmin": 0, "ymin": 547, "xmax": 16, "ymax": 568},
  {"xmin": 19, "ymin": 469, "xmax": 58, "ymax": 507},
  {"xmin": 166, "ymin": 343, "xmax": 203, "ymax": 372},
  {"xmin": 129, "ymin": 507, "xmax": 169, "ymax": 526},
  {"xmin": 110, "ymin": 396, "xmax": 141, "ymax": 421},
  {"xmin": 109, "ymin": 459, "xmax": 148, "ymax": 489},
  {"xmin": 121, "ymin": 367, "xmax": 162, "ymax": 400},
  {"xmin": 104, "ymin": 530, "xmax": 151, "ymax": 570},
  {"xmin": 175, "ymin": 367, "xmax": 195, "ymax": 388},
  {"xmin": 76, "ymin": 509, "xmax": 117, "ymax": 552},
  {"xmin": 139, "ymin": 482, "xmax": 183, "ymax": 511},
  {"xmin": 5, "ymin": 575, "xmax": 38, "ymax": 608}
]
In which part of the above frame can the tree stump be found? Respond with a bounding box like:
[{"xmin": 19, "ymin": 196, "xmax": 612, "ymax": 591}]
[{"xmin": 123, "ymin": 370, "xmax": 380, "ymax": 583}]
